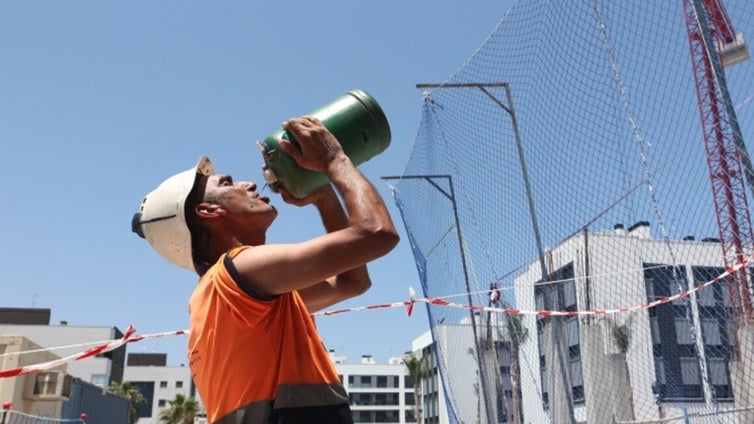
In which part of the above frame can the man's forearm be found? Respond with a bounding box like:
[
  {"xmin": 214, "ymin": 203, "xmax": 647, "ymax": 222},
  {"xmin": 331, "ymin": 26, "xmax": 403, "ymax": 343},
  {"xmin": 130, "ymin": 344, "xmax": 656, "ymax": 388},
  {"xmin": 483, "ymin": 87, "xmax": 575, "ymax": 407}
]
[
  {"xmin": 325, "ymin": 155, "xmax": 394, "ymax": 236},
  {"xmin": 314, "ymin": 186, "xmax": 349, "ymax": 234},
  {"xmin": 314, "ymin": 182, "xmax": 371, "ymax": 293}
]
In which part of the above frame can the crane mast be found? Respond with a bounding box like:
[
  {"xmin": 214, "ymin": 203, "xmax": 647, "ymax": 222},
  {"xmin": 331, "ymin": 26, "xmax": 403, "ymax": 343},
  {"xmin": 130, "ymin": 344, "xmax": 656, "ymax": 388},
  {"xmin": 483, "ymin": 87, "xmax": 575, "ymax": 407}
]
[{"xmin": 683, "ymin": 0, "xmax": 753, "ymax": 330}]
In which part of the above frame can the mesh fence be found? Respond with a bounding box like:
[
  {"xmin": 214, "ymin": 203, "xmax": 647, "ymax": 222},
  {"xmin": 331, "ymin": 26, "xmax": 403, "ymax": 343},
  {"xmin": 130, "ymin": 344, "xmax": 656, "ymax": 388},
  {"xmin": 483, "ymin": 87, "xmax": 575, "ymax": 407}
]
[
  {"xmin": 1, "ymin": 410, "xmax": 84, "ymax": 424},
  {"xmin": 390, "ymin": 0, "xmax": 754, "ymax": 423}
]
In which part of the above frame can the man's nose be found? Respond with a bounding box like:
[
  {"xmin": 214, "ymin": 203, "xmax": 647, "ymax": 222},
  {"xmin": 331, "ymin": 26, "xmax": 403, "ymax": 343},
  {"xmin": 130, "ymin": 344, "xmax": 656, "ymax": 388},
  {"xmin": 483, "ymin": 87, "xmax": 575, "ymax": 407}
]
[{"xmin": 243, "ymin": 181, "xmax": 257, "ymax": 191}]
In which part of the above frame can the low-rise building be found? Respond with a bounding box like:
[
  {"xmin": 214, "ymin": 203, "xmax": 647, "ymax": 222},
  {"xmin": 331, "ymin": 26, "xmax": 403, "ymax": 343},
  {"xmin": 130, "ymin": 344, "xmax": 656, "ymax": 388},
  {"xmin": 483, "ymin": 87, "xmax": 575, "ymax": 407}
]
[
  {"xmin": 332, "ymin": 352, "xmax": 417, "ymax": 423},
  {"xmin": 123, "ymin": 352, "xmax": 198, "ymax": 424},
  {"xmin": 0, "ymin": 334, "xmax": 70, "ymax": 418},
  {"xmin": 0, "ymin": 308, "xmax": 126, "ymax": 388}
]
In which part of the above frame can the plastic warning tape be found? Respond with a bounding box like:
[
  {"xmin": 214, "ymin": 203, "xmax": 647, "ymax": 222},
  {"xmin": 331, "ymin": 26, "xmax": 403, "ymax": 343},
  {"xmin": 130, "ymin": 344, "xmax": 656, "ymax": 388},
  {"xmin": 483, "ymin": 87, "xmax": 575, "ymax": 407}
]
[
  {"xmin": 0, "ymin": 327, "xmax": 188, "ymax": 378},
  {"xmin": 316, "ymin": 256, "xmax": 750, "ymax": 318},
  {"xmin": 0, "ymin": 256, "xmax": 748, "ymax": 378}
]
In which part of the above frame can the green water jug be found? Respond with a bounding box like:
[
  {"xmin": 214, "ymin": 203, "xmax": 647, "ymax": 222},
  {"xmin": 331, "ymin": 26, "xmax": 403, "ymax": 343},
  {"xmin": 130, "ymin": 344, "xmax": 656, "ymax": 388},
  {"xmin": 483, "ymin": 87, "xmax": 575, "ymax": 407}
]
[{"xmin": 258, "ymin": 89, "xmax": 392, "ymax": 199}]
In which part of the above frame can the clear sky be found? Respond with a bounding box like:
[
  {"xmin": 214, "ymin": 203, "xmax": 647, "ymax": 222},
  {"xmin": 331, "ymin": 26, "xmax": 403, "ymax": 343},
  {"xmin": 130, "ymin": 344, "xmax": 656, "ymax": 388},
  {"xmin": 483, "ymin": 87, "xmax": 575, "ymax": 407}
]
[{"xmin": 0, "ymin": 1, "xmax": 512, "ymax": 365}]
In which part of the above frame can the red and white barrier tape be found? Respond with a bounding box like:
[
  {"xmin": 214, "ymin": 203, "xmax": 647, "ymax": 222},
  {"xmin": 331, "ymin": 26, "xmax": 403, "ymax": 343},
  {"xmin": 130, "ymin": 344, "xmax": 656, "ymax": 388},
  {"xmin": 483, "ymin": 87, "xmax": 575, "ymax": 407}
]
[
  {"xmin": 1, "ymin": 256, "xmax": 748, "ymax": 378},
  {"xmin": 0, "ymin": 327, "xmax": 188, "ymax": 378},
  {"xmin": 316, "ymin": 256, "xmax": 750, "ymax": 317}
]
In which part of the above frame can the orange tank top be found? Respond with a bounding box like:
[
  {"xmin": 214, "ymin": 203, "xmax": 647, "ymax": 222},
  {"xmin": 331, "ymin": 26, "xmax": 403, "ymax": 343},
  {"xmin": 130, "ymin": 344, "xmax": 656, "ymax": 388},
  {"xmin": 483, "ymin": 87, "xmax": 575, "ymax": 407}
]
[{"xmin": 188, "ymin": 247, "xmax": 348, "ymax": 423}]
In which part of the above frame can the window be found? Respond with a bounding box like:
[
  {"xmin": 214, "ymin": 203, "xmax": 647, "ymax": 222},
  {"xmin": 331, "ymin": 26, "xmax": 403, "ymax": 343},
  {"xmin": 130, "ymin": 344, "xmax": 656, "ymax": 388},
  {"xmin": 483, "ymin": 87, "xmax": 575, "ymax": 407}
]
[
  {"xmin": 680, "ymin": 358, "xmax": 701, "ymax": 385},
  {"xmin": 567, "ymin": 318, "xmax": 579, "ymax": 346},
  {"xmin": 404, "ymin": 375, "xmax": 414, "ymax": 389},
  {"xmin": 374, "ymin": 410, "xmax": 399, "ymax": 423},
  {"xmin": 377, "ymin": 375, "xmax": 388, "ymax": 388},
  {"xmin": 674, "ymin": 318, "xmax": 694, "ymax": 345},
  {"xmin": 564, "ymin": 280, "xmax": 576, "ymax": 307},
  {"xmin": 697, "ymin": 285, "xmax": 716, "ymax": 306},
  {"xmin": 645, "ymin": 264, "xmax": 703, "ymax": 401},
  {"xmin": 175, "ymin": 381, "xmax": 183, "ymax": 389},
  {"xmin": 405, "ymin": 392, "xmax": 415, "ymax": 405},
  {"xmin": 669, "ymin": 280, "xmax": 687, "ymax": 306},
  {"xmin": 160, "ymin": 381, "xmax": 168, "ymax": 388},
  {"xmin": 353, "ymin": 411, "xmax": 370, "ymax": 423},
  {"xmin": 131, "ymin": 382, "xmax": 155, "ymax": 418},
  {"xmin": 158, "ymin": 399, "xmax": 166, "ymax": 407},
  {"xmin": 693, "ymin": 266, "xmax": 737, "ymax": 401},
  {"xmin": 570, "ymin": 359, "xmax": 583, "ymax": 386},
  {"xmin": 90, "ymin": 374, "xmax": 108, "ymax": 388},
  {"xmin": 651, "ymin": 318, "xmax": 661, "ymax": 344},
  {"xmin": 701, "ymin": 319, "xmax": 722, "ymax": 345},
  {"xmin": 708, "ymin": 359, "xmax": 728, "ymax": 385},
  {"xmin": 534, "ymin": 263, "xmax": 583, "ymax": 405}
]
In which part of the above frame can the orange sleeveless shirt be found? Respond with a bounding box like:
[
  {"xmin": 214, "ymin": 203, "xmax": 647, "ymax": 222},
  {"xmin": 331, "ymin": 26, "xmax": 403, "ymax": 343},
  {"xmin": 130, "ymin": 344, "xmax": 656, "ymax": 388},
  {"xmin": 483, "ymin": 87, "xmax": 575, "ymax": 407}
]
[{"xmin": 188, "ymin": 247, "xmax": 348, "ymax": 423}]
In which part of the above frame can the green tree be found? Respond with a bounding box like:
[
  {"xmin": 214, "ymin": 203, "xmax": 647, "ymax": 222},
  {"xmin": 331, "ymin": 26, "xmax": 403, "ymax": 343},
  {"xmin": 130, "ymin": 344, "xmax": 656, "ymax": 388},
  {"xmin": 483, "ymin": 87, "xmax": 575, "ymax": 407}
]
[
  {"xmin": 109, "ymin": 381, "xmax": 147, "ymax": 424},
  {"xmin": 404, "ymin": 351, "xmax": 431, "ymax": 423},
  {"xmin": 611, "ymin": 315, "xmax": 633, "ymax": 354},
  {"xmin": 506, "ymin": 314, "xmax": 529, "ymax": 424},
  {"xmin": 159, "ymin": 393, "xmax": 199, "ymax": 424}
]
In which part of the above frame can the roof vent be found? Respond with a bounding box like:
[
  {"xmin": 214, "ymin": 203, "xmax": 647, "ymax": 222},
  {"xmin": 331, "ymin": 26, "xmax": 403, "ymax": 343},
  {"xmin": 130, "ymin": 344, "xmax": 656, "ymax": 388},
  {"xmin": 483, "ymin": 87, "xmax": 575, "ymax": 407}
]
[{"xmin": 627, "ymin": 221, "xmax": 650, "ymax": 239}]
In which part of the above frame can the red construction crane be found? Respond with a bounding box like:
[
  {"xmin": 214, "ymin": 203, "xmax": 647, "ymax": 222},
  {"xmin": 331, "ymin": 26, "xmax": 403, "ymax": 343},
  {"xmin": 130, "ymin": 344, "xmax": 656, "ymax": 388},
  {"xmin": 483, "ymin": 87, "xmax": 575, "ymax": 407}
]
[{"xmin": 683, "ymin": 0, "xmax": 753, "ymax": 328}]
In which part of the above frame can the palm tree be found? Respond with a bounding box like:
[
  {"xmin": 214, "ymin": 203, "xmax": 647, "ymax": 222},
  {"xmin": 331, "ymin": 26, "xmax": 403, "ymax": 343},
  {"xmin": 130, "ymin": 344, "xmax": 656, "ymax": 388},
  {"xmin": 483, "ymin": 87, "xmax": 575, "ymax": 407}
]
[
  {"xmin": 404, "ymin": 351, "xmax": 431, "ymax": 423},
  {"xmin": 159, "ymin": 393, "xmax": 199, "ymax": 424},
  {"xmin": 109, "ymin": 381, "xmax": 147, "ymax": 424},
  {"xmin": 506, "ymin": 314, "xmax": 529, "ymax": 424},
  {"xmin": 611, "ymin": 315, "xmax": 633, "ymax": 354}
]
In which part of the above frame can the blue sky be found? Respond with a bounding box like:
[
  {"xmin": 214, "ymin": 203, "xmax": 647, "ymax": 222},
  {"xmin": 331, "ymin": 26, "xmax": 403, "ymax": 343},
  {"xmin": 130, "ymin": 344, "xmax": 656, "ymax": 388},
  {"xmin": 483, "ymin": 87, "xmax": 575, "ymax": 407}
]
[{"xmin": 0, "ymin": 1, "xmax": 512, "ymax": 365}]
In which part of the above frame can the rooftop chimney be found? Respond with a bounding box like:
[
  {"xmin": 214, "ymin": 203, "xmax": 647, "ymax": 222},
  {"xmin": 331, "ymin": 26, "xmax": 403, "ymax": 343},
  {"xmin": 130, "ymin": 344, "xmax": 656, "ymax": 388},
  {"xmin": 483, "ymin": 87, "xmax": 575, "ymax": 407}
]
[{"xmin": 628, "ymin": 221, "xmax": 651, "ymax": 239}]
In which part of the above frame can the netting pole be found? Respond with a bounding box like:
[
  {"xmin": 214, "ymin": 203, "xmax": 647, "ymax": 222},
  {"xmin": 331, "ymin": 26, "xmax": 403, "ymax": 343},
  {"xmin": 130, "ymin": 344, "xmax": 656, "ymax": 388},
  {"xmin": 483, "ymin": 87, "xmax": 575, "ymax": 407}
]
[
  {"xmin": 383, "ymin": 173, "xmax": 494, "ymax": 423},
  {"xmin": 500, "ymin": 83, "xmax": 577, "ymax": 424}
]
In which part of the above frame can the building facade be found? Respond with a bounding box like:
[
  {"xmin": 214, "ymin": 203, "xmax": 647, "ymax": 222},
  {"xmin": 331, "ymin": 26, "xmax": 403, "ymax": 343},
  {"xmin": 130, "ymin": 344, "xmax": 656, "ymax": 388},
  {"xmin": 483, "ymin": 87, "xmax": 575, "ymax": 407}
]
[
  {"xmin": 514, "ymin": 221, "xmax": 753, "ymax": 423},
  {"xmin": 412, "ymin": 331, "xmax": 451, "ymax": 424},
  {"xmin": 334, "ymin": 355, "xmax": 416, "ymax": 424},
  {"xmin": 0, "ymin": 334, "xmax": 69, "ymax": 418},
  {"xmin": 123, "ymin": 353, "xmax": 197, "ymax": 424},
  {"xmin": 0, "ymin": 310, "xmax": 126, "ymax": 389}
]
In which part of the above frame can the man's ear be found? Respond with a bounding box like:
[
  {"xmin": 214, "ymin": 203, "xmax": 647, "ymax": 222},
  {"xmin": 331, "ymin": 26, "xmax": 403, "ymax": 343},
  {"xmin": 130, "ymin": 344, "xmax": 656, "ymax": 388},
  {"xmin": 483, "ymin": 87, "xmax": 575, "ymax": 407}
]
[{"xmin": 195, "ymin": 203, "xmax": 225, "ymax": 219}]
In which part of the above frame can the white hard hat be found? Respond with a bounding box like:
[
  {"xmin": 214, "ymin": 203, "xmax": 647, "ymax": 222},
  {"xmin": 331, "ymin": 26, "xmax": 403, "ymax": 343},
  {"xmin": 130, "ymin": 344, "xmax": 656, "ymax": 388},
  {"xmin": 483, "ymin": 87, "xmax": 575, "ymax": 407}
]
[{"xmin": 132, "ymin": 156, "xmax": 214, "ymax": 271}]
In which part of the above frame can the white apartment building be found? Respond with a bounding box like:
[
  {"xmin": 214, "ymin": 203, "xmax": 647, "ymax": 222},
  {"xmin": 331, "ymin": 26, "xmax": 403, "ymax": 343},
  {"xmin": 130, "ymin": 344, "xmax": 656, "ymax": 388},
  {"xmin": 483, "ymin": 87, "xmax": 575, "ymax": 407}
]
[
  {"xmin": 123, "ymin": 353, "xmax": 197, "ymax": 424},
  {"xmin": 514, "ymin": 221, "xmax": 754, "ymax": 423},
  {"xmin": 332, "ymin": 353, "xmax": 417, "ymax": 423},
  {"xmin": 412, "ymin": 331, "xmax": 451, "ymax": 424}
]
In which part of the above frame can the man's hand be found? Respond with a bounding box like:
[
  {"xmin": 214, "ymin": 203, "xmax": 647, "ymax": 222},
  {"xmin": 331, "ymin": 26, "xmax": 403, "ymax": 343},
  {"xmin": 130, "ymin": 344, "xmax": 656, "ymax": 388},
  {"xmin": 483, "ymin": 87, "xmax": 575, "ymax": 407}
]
[{"xmin": 279, "ymin": 116, "xmax": 346, "ymax": 173}]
